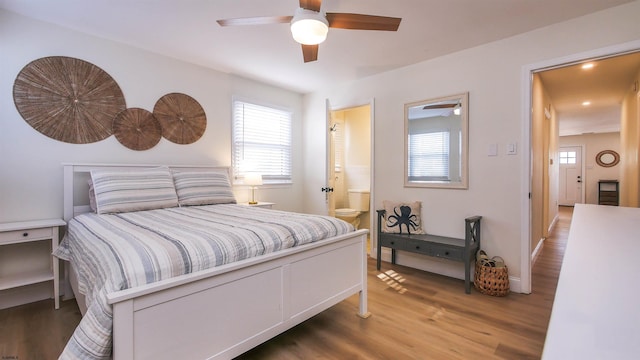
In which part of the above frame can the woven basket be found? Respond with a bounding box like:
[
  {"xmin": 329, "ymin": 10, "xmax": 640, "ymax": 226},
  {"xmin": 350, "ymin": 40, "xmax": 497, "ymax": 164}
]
[{"xmin": 474, "ymin": 260, "xmax": 510, "ymax": 296}]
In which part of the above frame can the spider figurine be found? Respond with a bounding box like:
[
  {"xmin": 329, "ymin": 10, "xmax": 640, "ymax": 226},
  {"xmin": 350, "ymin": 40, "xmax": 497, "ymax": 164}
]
[{"xmin": 386, "ymin": 205, "xmax": 419, "ymax": 234}]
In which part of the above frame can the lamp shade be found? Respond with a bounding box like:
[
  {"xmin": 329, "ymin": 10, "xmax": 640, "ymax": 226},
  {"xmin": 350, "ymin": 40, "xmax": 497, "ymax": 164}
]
[
  {"xmin": 244, "ymin": 172, "xmax": 263, "ymax": 186},
  {"xmin": 290, "ymin": 8, "xmax": 329, "ymax": 45}
]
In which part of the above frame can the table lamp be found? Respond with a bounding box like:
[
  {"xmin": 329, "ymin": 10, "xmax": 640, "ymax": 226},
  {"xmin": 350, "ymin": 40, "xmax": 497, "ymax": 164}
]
[{"xmin": 245, "ymin": 172, "xmax": 263, "ymax": 204}]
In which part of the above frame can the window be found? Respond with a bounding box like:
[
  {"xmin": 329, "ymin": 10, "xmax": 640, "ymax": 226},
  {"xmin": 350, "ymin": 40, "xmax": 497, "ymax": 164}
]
[
  {"xmin": 408, "ymin": 131, "xmax": 450, "ymax": 181},
  {"xmin": 232, "ymin": 100, "xmax": 292, "ymax": 184},
  {"xmin": 559, "ymin": 151, "xmax": 576, "ymax": 164}
]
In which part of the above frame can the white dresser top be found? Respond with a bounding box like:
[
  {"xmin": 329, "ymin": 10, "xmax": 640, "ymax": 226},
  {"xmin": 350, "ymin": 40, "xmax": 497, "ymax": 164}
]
[
  {"xmin": 0, "ymin": 218, "xmax": 66, "ymax": 232},
  {"xmin": 542, "ymin": 204, "xmax": 640, "ymax": 359}
]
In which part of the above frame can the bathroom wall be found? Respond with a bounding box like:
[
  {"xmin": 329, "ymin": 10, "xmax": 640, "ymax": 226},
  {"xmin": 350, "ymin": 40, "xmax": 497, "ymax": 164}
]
[
  {"xmin": 332, "ymin": 116, "xmax": 347, "ymax": 209},
  {"xmin": 343, "ymin": 105, "xmax": 371, "ymax": 230}
]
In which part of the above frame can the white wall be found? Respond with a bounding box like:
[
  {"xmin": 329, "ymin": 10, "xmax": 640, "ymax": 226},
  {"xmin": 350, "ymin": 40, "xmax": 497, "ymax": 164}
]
[
  {"xmin": 0, "ymin": 10, "xmax": 304, "ymax": 223},
  {"xmin": 344, "ymin": 105, "xmax": 371, "ymax": 191},
  {"xmin": 302, "ymin": 1, "xmax": 640, "ymax": 291}
]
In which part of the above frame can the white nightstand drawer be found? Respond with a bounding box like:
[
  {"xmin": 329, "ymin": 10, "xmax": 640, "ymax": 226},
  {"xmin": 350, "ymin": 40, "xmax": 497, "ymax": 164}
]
[{"xmin": 0, "ymin": 227, "xmax": 53, "ymax": 245}]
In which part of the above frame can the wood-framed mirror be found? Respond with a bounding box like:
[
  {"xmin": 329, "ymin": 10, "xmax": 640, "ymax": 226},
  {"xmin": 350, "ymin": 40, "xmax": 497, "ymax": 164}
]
[
  {"xmin": 595, "ymin": 150, "xmax": 620, "ymax": 167},
  {"xmin": 404, "ymin": 92, "xmax": 469, "ymax": 189}
]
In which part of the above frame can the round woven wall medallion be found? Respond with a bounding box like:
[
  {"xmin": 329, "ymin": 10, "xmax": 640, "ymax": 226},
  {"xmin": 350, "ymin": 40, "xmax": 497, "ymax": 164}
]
[
  {"xmin": 595, "ymin": 150, "xmax": 620, "ymax": 167},
  {"xmin": 113, "ymin": 108, "xmax": 162, "ymax": 151},
  {"xmin": 153, "ymin": 93, "xmax": 206, "ymax": 144},
  {"xmin": 13, "ymin": 56, "xmax": 126, "ymax": 144}
]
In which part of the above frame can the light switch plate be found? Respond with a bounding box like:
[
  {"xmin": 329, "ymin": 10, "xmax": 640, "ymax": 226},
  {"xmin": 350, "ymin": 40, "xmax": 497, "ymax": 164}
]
[
  {"xmin": 507, "ymin": 142, "xmax": 517, "ymax": 155},
  {"xmin": 488, "ymin": 143, "xmax": 498, "ymax": 156}
]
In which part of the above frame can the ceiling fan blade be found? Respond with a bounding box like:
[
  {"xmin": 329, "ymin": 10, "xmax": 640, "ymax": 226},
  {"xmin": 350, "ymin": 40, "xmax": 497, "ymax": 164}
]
[
  {"xmin": 302, "ymin": 44, "xmax": 319, "ymax": 63},
  {"xmin": 217, "ymin": 16, "xmax": 292, "ymax": 27},
  {"xmin": 299, "ymin": 0, "xmax": 322, "ymax": 12},
  {"xmin": 326, "ymin": 13, "xmax": 401, "ymax": 31},
  {"xmin": 423, "ymin": 104, "xmax": 456, "ymax": 110}
]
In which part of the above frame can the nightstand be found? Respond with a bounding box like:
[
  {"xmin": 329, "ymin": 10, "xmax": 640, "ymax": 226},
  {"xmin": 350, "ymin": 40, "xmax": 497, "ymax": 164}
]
[
  {"xmin": 0, "ymin": 219, "xmax": 66, "ymax": 309},
  {"xmin": 598, "ymin": 180, "xmax": 619, "ymax": 206},
  {"xmin": 240, "ymin": 202, "xmax": 275, "ymax": 209}
]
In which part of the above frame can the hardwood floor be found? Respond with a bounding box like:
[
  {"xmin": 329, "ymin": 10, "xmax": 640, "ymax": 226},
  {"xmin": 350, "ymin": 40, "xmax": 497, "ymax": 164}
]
[
  {"xmin": 0, "ymin": 207, "xmax": 571, "ymax": 360},
  {"xmin": 0, "ymin": 295, "xmax": 80, "ymax": 359},
  {"xmin": 240, "ymin": 207, "xmax": 571, "ymax": 360}
]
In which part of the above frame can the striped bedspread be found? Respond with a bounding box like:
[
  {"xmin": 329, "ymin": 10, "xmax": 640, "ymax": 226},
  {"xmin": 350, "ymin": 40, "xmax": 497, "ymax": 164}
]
[{"xmin": 54, "ymin": 204, "xmax": 354, "ymax": 360}]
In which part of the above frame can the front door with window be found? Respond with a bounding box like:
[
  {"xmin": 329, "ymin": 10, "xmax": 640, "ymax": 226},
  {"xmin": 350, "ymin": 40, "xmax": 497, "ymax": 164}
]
[{"xmin": 559, "ymin": 146, "xmax": 583, "ymax": 206}]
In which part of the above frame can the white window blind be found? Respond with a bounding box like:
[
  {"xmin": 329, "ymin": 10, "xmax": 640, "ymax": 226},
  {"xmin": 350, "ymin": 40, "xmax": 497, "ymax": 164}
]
[
  {"xmin": 408, "ymin": 131, "xmax": 450, "ymax": 181},
  {"xmin": 233, "ymin": 100, "xmax": 292, "ymax": 184}
]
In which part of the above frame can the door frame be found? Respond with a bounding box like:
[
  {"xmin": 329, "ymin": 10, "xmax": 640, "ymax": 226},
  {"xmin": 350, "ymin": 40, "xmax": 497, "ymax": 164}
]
[{"xmin": 521, "ymin": 39, "xmax": 640, "ymax": 294}]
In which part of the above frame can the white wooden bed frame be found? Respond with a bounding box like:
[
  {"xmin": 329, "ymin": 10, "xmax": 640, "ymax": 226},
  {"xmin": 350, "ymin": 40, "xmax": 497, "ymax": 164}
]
[{"xmin": 62, "ymin": 163, "xmax": 370, "ymax": 359}]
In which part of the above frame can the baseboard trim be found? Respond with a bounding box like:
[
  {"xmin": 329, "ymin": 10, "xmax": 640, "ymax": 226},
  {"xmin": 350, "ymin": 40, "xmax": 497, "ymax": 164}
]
[
  {"xmin": 548, "ymin": 213, "xmax": 559, "ymax": 234},
  {"xmin": 531, "ymin": 237, "xmax": 546, "ymax": 265},
  {"xmin": 508, "ymin": 276, "xmax": 522, "ymax": 293}
]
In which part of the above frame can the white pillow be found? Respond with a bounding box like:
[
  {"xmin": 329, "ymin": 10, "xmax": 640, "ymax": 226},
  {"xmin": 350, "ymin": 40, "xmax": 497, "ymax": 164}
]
[
  {"xmin": 91, "ymin": 166, "xmax": 179, "ymax": 214},
  {"xmin": 171, "ymin": 169, "xmax": 236, "ymax": 206}
]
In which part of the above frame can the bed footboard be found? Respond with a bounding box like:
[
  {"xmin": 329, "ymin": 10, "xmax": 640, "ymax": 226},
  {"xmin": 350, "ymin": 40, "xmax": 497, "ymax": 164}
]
[{"xmin": 108, "ymin": 229, "xmax": 369, "ymax": 359}]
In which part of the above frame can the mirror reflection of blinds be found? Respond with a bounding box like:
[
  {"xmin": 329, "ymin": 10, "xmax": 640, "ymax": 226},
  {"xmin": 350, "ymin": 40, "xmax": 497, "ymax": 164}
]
[
  {"xmin": 232, "ymin": 101, "xmax": 292, "ymax": 184},
  {"xmin": 408, "ymin": 131, "xmax": 450, "ymax": 181}
]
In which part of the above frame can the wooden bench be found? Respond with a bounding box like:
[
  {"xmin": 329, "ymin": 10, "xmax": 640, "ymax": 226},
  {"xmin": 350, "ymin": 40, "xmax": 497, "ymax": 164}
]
[{"xmin": 376, "ymin": 210, "xmax": 482, "ymax": 294}]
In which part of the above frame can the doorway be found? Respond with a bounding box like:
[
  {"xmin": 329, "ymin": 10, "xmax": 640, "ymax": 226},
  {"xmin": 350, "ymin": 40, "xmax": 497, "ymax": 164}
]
[
  {"xmin": 326, "ymin": 102, "xmax": 373, "ymax": 244},
  {"xmin": 523, "ymin": 40, "xmax": 640, "ymax": 294},
  {"xmin": 558, "ymin": 146, "xmax": 583, "ymax": 206}
]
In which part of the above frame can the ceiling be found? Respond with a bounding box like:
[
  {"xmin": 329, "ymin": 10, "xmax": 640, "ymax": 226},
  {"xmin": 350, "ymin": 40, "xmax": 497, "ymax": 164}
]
[
  {"xmin": 539, "ymin": 51, "xmax": 640, "ymax": 136},
  {"xmin": 1, "ymin": 0, "xmax": 637, "ymax": 136},
  {"xmin": 0, "ymin": 0, "xmax": 634, "ymax": 94}
]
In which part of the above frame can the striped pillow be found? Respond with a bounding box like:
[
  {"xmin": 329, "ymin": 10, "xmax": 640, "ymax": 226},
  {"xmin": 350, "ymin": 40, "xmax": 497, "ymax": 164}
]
[
  {"xmin": 172, "ymin": 169, "xmax": 236, "ymax": 206},
  {"xmin": 91, "ymin": 167, "xmax": 179, "ymax": 214}
]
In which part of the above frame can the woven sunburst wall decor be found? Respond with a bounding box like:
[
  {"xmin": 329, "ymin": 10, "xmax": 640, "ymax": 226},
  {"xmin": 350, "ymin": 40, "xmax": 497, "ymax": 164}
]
[
  {"xmin": 153, "ymin": 93, "xmax": 206, "ymax": 145},
  {"xmin": 113, "ymin": 108, "xmax": 162, "ymax": 151},
  {"xmin": 13, "ymin": 56, "xmax": 126, "ymax": 144}
]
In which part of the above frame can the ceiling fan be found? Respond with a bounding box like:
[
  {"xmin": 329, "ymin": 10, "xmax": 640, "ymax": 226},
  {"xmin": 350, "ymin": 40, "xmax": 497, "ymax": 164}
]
[
  {"xmin": 422, "ymin": 102, "xmax": 461, "ymax": 116},
  {"xmin": 422, "ymin": 103, "xmax": 458, "ymax": 110},
  {"xmin": 216, "ymin": 0, "xmax": 402, "ymax": 63}
]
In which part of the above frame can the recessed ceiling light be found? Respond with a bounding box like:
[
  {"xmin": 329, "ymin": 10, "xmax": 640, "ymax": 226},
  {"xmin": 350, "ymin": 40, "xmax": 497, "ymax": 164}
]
[
  {"xmin": 581, "ymin": 63, "xmax": 595, "ymax": 70},
  {"xmin": 582, "ymin": 101, "xmax": 591, "ymax": 106}
]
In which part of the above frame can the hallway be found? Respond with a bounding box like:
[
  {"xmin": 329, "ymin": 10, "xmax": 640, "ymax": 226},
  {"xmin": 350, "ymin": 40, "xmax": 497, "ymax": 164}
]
[{"xmin": 532, "ymin": 205, "xmax": 571, "ymax": 296}]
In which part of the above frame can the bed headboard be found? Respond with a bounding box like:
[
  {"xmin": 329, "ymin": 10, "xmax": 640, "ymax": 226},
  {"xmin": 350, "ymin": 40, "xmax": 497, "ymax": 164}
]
[{"xmin": 62, "ymin": 163, "xmax": 232, "ymax": 222}]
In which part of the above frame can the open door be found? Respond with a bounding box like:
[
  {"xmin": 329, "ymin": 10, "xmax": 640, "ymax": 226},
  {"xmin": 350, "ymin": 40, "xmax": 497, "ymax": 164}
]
[
  {"xmin": 325, "ymin": 99, "xmax": 336, "ymax": 216},
  {"xmin": 325, "ymin": 100, "xmax": 374, "ymax": 244}
]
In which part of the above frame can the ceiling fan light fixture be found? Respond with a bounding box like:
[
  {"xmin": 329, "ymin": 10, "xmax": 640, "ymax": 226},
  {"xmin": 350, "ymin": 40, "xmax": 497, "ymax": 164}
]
[{"xmin": 290, "ymin": 8, "xmax": 329, "ymax": 45}]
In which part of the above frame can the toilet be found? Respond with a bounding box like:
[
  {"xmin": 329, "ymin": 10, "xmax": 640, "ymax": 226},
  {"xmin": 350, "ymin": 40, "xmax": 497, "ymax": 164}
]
[{"xmin": 335, "ymin": 189, "xmax": 370, "ymax": 229}]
